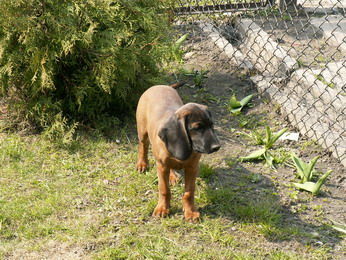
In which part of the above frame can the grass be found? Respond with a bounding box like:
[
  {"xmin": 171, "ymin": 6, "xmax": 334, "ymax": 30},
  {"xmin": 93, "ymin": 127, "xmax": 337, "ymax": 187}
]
[
  {"xmin": 1, "ymin": 90, "xmax": 344, "ymax": 260},
  {"xmin": 0, "ymin": 130, "xmax": 338, "ymax": 259}
]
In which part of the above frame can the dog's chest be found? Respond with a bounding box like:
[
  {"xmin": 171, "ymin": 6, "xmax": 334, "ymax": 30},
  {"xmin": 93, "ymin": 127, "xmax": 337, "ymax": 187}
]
[{"xmin": 161, "ymin": 152, "xmax": 201, "ymax": 170}]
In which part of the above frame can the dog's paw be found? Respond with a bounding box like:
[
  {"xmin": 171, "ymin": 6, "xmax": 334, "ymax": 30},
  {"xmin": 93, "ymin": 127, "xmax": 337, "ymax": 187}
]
[
  {"xmin": 184, "ymin": 211, "xmax": 200, "ymax": 222},
  {"xmin": 136, "ymin": 161, "xmax": 148, "ymax": 173},
  {"xmin": 152, "ymin": 206, "xmax": 169, "ymax": 218}
]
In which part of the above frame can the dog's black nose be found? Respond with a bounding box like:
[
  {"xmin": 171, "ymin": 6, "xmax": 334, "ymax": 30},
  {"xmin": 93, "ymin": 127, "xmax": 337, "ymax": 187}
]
[{"xmin": 210, "ymin": 143, "xmax": 221, "ymax": 153}]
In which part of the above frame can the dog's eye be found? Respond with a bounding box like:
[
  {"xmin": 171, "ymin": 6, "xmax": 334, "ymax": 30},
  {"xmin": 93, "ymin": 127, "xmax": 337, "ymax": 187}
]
[{"xmin": 192, "ymin": 125, "xmax": 203, "ymax": 131}]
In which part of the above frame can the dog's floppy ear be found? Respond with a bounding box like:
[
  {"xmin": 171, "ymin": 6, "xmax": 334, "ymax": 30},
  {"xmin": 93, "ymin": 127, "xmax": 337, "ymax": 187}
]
[
  {"xmin": 158, "ymin": 114, "xmax": 192, "ymax": 161},
  {"xmin": 196, "ymin": 104, "xmax": 212, "ymax": 119}
]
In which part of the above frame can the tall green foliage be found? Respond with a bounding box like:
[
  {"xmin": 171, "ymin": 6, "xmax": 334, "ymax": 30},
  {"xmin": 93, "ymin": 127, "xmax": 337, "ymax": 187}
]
[{"xmin": 0, "ymin": 0, "xmax": 174, "ymax": 136}]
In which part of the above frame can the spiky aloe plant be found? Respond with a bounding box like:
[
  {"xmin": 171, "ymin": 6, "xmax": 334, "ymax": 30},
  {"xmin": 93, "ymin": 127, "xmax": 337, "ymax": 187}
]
[
  {"xmin": 293, "ymin": 170, "xmax": 332, "ymax": 195},
  {"xmin": 290, "ymin": 154, "xmax": 332, "ymax": 195},
  {"xmin": 229, "ymin": 94, "xmax": 254, "ymax": 115},
  {"xmin": 241, "ymin": 126, "xmax": 287, "ymax": 168},
  {"xmin": 291, "ymin": 154, "xmax": 319, "ymax": 183}
]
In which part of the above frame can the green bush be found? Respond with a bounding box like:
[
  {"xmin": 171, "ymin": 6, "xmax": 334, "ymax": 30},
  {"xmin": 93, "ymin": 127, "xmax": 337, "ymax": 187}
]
[{"xmin": 0, "ymin": 0, "xmax": 174, "ymax": 137}]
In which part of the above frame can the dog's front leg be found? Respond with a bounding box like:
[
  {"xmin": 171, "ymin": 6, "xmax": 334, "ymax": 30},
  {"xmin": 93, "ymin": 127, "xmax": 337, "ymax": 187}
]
[
  {"xmin": 182, "ymin": 165, "xmax": 200, "ymax": 221},
  {"xmin": 152, "ymin": 162, "xmax": 170, "ymax": 217}
]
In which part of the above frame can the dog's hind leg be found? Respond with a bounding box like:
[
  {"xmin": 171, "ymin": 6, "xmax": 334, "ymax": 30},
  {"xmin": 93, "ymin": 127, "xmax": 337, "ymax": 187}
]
[
  {"xmin": 169, "ymin": 169, "xmax": 180, "ymax": 185},
  {"xmin": 136, "ymin": 130, "xmax": 149, "ymax": 173}
]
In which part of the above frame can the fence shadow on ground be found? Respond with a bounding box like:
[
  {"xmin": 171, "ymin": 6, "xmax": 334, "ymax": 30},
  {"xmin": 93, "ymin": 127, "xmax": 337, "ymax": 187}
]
[{"xmin": 199, "ymin": 160, "xmax": 343, "ymax": 248}]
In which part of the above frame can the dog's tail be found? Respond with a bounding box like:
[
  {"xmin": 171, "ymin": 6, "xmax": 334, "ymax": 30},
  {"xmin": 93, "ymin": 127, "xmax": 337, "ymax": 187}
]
[{"xmin": 169, "ymin": 82, "xmax": 186, "ymax": 89}]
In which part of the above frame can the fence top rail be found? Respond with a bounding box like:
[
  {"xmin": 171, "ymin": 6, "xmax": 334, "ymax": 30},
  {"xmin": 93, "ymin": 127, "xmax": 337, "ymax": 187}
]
[{"xmin": 174, "ymin": 2, "xmax": 269, "ymax": 15}]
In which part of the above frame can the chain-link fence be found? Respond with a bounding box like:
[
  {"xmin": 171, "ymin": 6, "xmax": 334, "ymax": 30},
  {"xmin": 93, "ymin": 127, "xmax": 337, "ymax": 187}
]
[{"xmin": 174, "ymin": 0, "xmax": 346, "ymax": 166}]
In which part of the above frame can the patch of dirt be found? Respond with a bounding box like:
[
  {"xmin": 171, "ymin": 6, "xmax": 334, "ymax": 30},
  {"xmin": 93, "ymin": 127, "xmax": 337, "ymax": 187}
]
[
  {"xmin": 7, "ymin": 241, "xmax": 88, "ymax": 260},
  {"xmin": 175, "ymin": 24, "xmax": 345, "ymax": 258}
]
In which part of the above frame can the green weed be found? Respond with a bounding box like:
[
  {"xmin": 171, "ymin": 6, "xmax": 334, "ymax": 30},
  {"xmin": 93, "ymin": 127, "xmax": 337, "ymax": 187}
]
[
  {"xmin": 282, "ymin": 14, "xmax": 292, "ymax": 21},
  {"xmin": 290, "ymin": 154, "xmax": 332, "ymax": 195},
  {"xmin": 237, "ymin": 114, "xmax": 266, "ymax": 129},
  {"xmin": 293, "ymin": 170, "xmax": 332, "ymax": 195},
  {"xmin": 228, "ymin": 94, "xmax": 254, "ymax": 115},
  {"xmin": 291, "ymin": 154, "xmax": 319, "ymax": 183},
  {"xmin": 172, "ymin": 33, "xmax": 189, "ymax": 62},
  {"xmin": 330, "ymin": 220, "xmax": 346, "ymax": 234},
  {"xmin": 184, "ymin": 69, "xmax": 209, "ymax": 88},
  {"xmin": 241, "ymin": 126, "xmax": 288, "ymax": 168},
  {"xmin": 199, "ymin": 163, "xmax": 216, "ymax": 180},
  {"xmin": 314, "ymin": 74, "xmax": 335, "ymax": 88}
]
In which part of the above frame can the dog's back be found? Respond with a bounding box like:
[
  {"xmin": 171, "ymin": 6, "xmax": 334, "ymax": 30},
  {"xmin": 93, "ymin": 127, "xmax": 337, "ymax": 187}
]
[
  {"xmin": 136, "ymin": 85, "xmax": 183, "ymax": 135},
  {"xmin": 137, "ymin": 85, "xmax": 183, "ymax": 114}
]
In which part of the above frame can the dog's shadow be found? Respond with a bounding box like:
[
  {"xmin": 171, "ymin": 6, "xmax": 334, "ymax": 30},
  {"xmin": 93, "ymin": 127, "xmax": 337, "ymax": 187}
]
[{"xmin": 197, "ymin": 160, "xmax": 343, "ymax": 247}]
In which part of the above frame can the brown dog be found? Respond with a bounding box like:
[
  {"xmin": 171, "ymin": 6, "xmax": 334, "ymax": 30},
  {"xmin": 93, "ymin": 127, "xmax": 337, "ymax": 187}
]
[{"xmin": 136, "ymin": 85, "xmax": 220, "ymax": 221}]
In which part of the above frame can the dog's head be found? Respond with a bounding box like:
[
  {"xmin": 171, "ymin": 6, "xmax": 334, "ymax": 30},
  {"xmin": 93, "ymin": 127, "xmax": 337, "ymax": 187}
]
[{"xmin": 158, "ymin": 103, "xmax": 221, "ymax": 161}]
